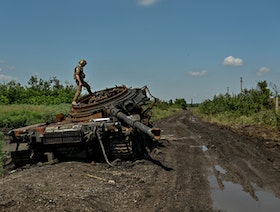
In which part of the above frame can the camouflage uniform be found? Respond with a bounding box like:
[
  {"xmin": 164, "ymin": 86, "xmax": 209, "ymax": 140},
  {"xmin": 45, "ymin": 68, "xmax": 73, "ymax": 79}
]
[{"xmin": 72, "ymin": 64, "xmax": 92, "ymax": 103}]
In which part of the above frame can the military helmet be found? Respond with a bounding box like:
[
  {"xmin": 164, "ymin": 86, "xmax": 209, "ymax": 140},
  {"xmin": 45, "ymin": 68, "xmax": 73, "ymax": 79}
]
[{"xmin": 79, "ymin": 59, "xmax": 87, "ymax": 67}]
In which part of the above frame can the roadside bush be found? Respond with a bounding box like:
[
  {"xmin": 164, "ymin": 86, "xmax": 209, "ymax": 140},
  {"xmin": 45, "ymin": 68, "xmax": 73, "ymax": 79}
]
[
  {"xmin": 174, "ymin": 98, "xmax": 187, "ymax": 109},
  {"xmin": 0, "ymin": 76, "xmax": 76, "ymax": 105},
  {"xmin": 194, "ymin": 80, "xmax": 280, "ymax": 129},
  {"xmin": 0, "ymin": 95, "xmax": 9, "ymax": 105},
  {"xmin": 199, "ymin": 81, "xmax": 272, "ymax": 116}
]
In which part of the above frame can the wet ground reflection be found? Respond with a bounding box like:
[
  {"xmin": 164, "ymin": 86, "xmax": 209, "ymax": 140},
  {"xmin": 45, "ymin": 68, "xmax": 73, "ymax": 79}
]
[{"xmin": 208, "ymin": 174, "xmax": 280, "ymax": 212}]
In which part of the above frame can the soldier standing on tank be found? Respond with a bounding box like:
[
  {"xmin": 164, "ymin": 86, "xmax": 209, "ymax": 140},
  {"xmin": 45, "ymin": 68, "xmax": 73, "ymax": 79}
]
[{"xmin": 72, "ymin": 59, "xmax": 92, "ymax": 105}]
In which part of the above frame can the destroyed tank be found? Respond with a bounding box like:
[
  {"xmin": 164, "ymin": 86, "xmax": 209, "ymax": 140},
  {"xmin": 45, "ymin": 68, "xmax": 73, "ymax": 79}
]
[{"xmin": 8, "ymin": 85, "xmax": 160, "ymax": 167}]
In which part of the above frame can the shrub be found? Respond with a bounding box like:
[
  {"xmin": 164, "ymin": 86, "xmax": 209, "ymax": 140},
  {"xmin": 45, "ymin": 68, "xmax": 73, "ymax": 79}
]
[
  {"xmin": 199, "ymin": 81, "xmax": 272, "ymax": 116},
  {"xmin": 0, "ymin": 76, "xmax": 76, "ymax": 105}
]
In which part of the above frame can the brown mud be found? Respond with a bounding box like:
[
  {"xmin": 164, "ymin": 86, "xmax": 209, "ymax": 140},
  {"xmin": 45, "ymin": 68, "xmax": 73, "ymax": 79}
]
[{"xmin": 1, "ymin": 110, "xmax": 280, "ymax": 211}]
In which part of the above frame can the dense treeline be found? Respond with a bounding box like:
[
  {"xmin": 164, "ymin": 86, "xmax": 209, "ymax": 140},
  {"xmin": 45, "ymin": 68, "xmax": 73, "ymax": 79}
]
[
  {"xmin": 195, "ymin": 80, "xmax": 280, "ymax": 130},
  {"xmin": 0, "ymin": 76, "xmax": 76, "ymax": 105},
  {"xmin": 198, "ymin": 81, "xmax": 275, "ymax": 116}
]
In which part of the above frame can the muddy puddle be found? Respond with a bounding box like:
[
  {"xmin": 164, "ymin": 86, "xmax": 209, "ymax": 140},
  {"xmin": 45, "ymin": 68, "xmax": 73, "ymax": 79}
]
[{"xmin": 209, "ymin": 165, "xmax": 280, "ymax": 212}]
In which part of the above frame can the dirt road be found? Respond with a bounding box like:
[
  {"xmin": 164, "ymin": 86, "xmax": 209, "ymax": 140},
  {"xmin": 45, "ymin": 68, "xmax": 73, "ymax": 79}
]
[{"xmin": 1, "ymin": 110, "xmax": 280, "ymax": 211}]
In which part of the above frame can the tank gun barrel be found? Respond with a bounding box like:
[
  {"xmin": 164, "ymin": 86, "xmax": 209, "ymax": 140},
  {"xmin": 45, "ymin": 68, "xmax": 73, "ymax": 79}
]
[{"xmin": 109, "ymin": 108, "xmax": 160, "ymax": 140}]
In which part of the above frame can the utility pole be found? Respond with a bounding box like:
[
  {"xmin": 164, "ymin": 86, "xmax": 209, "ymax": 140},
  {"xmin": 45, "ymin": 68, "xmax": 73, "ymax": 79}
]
[
  {"xmin": 240, "ymin": 77, "xmax": 243, "ymax": 93},
  {"xmin": 270, "ymin": 83, "xmax": 279, "ymax": 114}
]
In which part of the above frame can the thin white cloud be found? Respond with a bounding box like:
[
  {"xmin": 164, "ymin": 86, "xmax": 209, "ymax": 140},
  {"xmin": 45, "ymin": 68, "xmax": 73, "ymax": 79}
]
[
  {"xmin": 0, "ymin": 73, "xmax": 15, "ymax": 81},
  {"xmin": 137, "ymin": 0, "xmax": 160, "ymax": 6},
  {"xmin": 6, "ymin": 65, "xmax": 16, "ymax": 71},
  {"xmin": 223, "ymin": 56, "xmax": 243, "ymax": 66},
  {"xmin": 188, "ymin": 70, "xmax": 207, "ymax": 77},
  {"xmin": 0, "ymin": 60, "xmax": 17, "ymax": 81},
  {"xmin": 257, "ymin": 66, "xmax": 270, "ymax": 76}
]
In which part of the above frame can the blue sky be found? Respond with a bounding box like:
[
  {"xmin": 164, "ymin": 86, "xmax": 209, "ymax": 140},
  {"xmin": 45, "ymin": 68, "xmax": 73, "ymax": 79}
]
[{"xmin": 0, "ymin": 0, "xmax": 279, "ymax": 103}]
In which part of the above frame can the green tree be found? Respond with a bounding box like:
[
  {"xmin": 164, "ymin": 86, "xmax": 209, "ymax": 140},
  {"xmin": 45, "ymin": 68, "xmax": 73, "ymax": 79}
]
[
  {"xmin": 0, "ymin": 75, "xmax": 76, "ymax": 105},
  {"xmin": 174, "ymin": 98, "xmax": 187, "ymax": 109},
  {"xmin": 198, "ymin": 81, "xmax": 273, "ymax": 116}
]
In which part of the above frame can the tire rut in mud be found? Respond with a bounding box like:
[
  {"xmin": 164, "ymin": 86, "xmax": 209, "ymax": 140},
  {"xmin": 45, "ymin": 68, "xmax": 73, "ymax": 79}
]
[{"xmin": 150, "ymin": 112, "xmax": 213, "ymax": 211}]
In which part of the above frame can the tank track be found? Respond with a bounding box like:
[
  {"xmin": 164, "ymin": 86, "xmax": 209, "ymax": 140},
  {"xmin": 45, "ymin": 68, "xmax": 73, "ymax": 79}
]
[{"xmin": 8, "ymin": 85, "xmax": 157, "ymax": 167}]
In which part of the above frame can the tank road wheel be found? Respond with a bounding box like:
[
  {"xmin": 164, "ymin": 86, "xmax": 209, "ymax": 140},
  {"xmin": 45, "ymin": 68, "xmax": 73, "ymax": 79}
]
[
  {"xmin": 109, "ymin": 138, "xmax": 134, "ymax": 160},
  {"xmin": 11, "ymin": 150, "xmax": 46, "ymax": 167},
  {"xmin": 11, "ymin": 150, "xmax": 32, "ymax": 167}
]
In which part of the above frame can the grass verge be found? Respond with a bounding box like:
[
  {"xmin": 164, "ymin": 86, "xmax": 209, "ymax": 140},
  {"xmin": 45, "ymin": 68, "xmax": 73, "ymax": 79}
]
[
  {"xmin": 151, "ymin": 106, "xmax": 183, "ymax": 122},
  {"xmin": 190, "ymin": 107, "xmax": 280, "ymax": 131},
  {"xmin": 0, "ymin": 104, "xmax": 70, "ymax": 129}
]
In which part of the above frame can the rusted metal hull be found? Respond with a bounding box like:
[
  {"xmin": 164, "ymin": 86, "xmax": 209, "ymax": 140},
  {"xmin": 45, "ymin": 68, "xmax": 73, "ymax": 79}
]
[{"xmin": 8, "ymin": 85, "xmax": 160, "ymax": 167}]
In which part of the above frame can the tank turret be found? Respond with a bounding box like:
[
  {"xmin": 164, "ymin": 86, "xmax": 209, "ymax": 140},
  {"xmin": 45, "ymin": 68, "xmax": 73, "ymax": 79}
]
[{"xmin": 8, "ymin": 85, "xmax": 160, "ymax": 167}]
